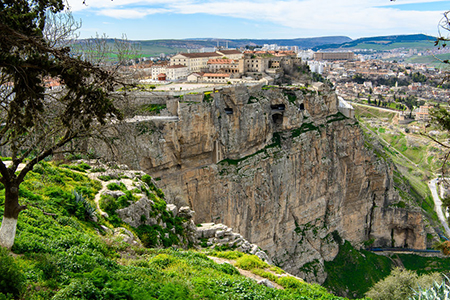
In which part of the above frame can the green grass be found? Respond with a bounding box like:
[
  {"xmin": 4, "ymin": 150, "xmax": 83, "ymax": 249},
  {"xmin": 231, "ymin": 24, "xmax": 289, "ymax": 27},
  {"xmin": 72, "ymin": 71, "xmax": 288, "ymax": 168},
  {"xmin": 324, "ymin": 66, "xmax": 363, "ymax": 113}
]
[
  {"xmin": 234, "ymin": 254, "xmax": 270, "ymax": 270},
  {"xmin": 354, "ymin": 105, "xmax": 398, "ymax": 122},
  {"xmin": 404, "ymin": 53, "xmax": 450, "ymax": 68},
  {"xmin": 139, "ymin": 104, "xmax": 166, "ymax": 114},
  {"xmin": 0, "ymin": 162, "xmax": 365, "ymax": 300},
  {"xmin": 395, "ymin": 254, "xmax": 450, "ymax": 275},
  {"xmin": 323, "ymin": 241, "xmax": 393, "ymax": 299},
  {"xmin": 210, "ymin": 250, "xmax": 243, "ymax": 260}
]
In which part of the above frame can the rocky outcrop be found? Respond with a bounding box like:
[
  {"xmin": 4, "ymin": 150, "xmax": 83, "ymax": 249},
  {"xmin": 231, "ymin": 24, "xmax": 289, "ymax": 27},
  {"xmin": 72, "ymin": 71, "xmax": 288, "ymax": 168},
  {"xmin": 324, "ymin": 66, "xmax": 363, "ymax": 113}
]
[
  {"xmin": 93, "ymin": 84, "xmax": 427, "ymax": 284},
  {"xmin": 196, "ymin": 222, "xmax": 272, "ymax": 263}
]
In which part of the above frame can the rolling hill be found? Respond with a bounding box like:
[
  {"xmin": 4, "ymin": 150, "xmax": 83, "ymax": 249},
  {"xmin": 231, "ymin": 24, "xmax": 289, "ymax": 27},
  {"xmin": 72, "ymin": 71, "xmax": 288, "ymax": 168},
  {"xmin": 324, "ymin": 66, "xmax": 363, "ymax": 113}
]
[{"xmin": 312, "ymin": 34, "xmax": 436, "ymax": 51}]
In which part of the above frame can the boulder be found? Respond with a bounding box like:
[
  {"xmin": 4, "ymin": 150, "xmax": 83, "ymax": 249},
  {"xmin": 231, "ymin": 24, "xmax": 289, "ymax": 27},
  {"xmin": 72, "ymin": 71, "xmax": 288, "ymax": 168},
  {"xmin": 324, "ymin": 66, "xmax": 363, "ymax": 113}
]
[{"xmin": 257, "ymin": 279, "xmax": 275, "ymax": 289}]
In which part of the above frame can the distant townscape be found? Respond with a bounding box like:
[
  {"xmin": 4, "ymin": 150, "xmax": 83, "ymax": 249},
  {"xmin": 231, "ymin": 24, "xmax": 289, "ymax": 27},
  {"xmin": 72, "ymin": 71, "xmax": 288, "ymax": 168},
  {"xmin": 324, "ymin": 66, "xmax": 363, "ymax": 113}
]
[{"xmin": 94, "ymin": 38, "xmax": 446, "ymax": 124}]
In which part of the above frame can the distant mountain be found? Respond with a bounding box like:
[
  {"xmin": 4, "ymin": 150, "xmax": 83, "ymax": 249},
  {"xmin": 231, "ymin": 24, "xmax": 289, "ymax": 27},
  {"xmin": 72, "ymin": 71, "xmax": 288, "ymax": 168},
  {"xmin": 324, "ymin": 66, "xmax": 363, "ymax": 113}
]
[
  {"xmin": 131, "ymin": 36, "xmax": 352, "ymax": 56},
  {"xmin": 312, "ymin": 34, "xmax": 436, "ymax": 51}
]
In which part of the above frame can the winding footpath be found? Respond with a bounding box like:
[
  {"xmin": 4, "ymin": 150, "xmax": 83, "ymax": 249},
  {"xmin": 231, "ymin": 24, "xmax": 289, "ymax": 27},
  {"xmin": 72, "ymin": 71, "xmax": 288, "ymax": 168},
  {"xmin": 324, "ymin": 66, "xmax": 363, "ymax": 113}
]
[{"xmin": 429, "ymin": 178, "xmax": 450, "ymax": 237}]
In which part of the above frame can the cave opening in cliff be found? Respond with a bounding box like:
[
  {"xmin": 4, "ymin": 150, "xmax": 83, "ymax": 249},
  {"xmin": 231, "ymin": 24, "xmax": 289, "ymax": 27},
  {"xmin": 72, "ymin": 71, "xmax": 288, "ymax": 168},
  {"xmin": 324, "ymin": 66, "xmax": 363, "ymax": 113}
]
[
  {"xmin": 271, "ymin": 104, "xmax": 285, "ymax": 111},
  {"xmin": 299, "ymin": 103, "xmax": 305, "ymax": 111},
  {"xmin": 224, "ymin": 108, "xmax": 233, "ymax": 115},
  {"xmin": 272, "ymin": 113, "xmax": 283, "ymax": 125}
]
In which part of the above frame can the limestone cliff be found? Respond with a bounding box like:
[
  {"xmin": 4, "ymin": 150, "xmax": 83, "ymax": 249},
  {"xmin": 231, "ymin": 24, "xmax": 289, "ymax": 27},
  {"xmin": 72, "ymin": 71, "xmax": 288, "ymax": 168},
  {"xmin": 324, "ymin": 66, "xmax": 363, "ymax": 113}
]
[{"xmin": 93, "ymin": 84, "xmax": 427, "ymax": 284}]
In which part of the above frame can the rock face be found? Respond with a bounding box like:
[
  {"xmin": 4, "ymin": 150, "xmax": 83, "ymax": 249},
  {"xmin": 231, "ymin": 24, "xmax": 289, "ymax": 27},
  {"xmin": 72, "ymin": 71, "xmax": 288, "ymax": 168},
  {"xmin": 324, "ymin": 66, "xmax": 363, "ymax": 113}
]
[{"xmin": 94, "ymin": 84, "xmax": 427, "ymax": 283}]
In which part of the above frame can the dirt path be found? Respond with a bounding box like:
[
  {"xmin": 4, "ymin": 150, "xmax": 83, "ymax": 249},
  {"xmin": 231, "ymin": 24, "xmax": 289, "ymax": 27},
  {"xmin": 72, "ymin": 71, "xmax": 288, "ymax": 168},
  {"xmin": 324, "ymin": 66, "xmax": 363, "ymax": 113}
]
[
  {"xmin": 207, "ymin": 256, "xmax": 284, "ymax": 289},
  {"xmin": 87, "ymin": 173, "xmax": 108, "ymax": 216}
]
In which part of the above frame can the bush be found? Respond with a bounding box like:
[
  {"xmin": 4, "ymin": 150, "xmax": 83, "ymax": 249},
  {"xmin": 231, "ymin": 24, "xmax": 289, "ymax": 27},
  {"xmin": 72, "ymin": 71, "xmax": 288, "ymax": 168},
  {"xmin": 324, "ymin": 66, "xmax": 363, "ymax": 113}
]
[
  {"xmin": 99, "ymin": 194, "xmax": 118, "ymax": 215},
  {"xmin": 366, "ymin": 268, "xmax": 442, "ymax": 300},
  {"xmin": 234, "ymin": 254, "xmax": 269, "ymax": 270},
  {"xmin": 210, "ymin": 250, "xmax": 243, "ymax": 260},
  {"xmin": 0, "ymin": 248, "xmax": 25, "ymax": 298},
  {"xmin": 277, "ymin": 276, "xmax": 303, "ymax": 289},
  {"xmin": 98, "ymin": 175, "xmax": 113, "ymax": 181},
  {"xmin": 52, "ymin": 278, "xmax": 101, "ymax": 300},
  {"xmin": 251, "ymin": 268, "xmax": 278, "ymax": 282},
  {"xmin": 149, "ymin": 254, "xmax": 177, "ymax": 269},
  {"xmin": 106, "ymin": 182, "xmax": 126, "ymax": 191},
  {"xmin": 410, "ymin": 276, "xmax": 450, "ymax": 300}
]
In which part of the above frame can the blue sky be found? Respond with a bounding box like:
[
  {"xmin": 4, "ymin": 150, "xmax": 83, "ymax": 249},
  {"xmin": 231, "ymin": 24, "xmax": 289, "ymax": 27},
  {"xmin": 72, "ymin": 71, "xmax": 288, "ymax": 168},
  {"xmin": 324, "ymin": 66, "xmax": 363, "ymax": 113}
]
[{"xmin": 66, "ymin": 0, "xmax": 450, "ymax": 40}]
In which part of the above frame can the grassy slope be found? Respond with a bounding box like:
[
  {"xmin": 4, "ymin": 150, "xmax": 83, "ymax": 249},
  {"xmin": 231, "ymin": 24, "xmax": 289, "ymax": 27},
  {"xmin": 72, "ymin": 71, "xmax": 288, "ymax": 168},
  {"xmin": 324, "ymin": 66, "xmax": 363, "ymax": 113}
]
[
  {"xmin": 323, "ymin": 241, "xmax": 450, "ymax": 299},
  {"xmin": 404, "ymin": 53, "xmax": 450, "ymax": 68},
  {"xmin": 0, "ymin": 161, "xmax": 361, "ymax": 300},
  {"xmin": 354, "ymin": 105, "xmax": 438, "ymax": 219},
  {"xmin": 319, "ymin": 104, "xmax": 450, "ymax": 299}
]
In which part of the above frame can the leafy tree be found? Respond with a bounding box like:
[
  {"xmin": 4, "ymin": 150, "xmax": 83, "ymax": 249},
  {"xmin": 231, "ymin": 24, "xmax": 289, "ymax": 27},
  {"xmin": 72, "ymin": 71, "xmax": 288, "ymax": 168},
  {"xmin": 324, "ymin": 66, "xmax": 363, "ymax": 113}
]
[
  {"xmin": 403, "ymin": 95, "xmax": 418, "ymax": 118},
  {"xmin": 366, "ymin": 268, "xmax": 441, "ymax": 300},
  {"xmin": 352, "ymin": 74, "xmax": 365, "ymax": 84},
  {"xmin": 0, "ymin": 1, "xmax": 132, "ymax": 249}
]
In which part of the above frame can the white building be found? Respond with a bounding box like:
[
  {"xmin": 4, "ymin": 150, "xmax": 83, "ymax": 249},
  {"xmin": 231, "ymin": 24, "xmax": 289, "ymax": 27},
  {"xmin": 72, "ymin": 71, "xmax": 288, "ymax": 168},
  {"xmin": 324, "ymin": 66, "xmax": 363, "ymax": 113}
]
[
  {"xmin": 150, "ymin": 64, "xmax": 189, "ymax": 81},
  {"xmin": 307, "ymin": 61, "xmax": 325, "ymax": 74}
]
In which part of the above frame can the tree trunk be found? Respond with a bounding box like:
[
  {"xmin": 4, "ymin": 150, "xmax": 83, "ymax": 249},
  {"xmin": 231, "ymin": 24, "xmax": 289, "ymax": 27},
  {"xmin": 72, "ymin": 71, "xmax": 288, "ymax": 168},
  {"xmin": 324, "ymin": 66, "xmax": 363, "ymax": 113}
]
[{"xmin": 0, "ymin": 182, "xmax": 25, "ymax": 249}]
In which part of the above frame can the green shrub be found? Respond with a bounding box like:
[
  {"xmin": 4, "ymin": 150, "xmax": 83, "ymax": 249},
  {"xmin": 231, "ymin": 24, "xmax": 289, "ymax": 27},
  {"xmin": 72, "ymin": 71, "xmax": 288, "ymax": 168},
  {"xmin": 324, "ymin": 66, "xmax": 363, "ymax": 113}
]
[
  {"xmin": 98, "ymin": 175, "xmax": 113, "ymax": 181},
  {"xmin": 269, "ymin": 266, "xmax": 285, "ymax": 274},
  {"xmin": 99, "ymin": 194, "xmax": 118, "ymax": 215},
  {"xmin": 59, "ymin": 163, "xmax": 90, "ymax": 173},
  {"xmin": 149, "ymin": 254, "xmax": 177, "ymax": 269},
  {"xmin": 90, "ymin": 167, "xmax": 106, "ymax": 173},
  {"xmin": 52, "ymin": 278, "xmax": 101, "ymax": 300},
  {"xmin": 106, "ymin": 182, "xmax": 126, "ymax": 191},
  {"xmin": 158, "ymin": 282, "xmax": 191, "ymax": 300},
  {"xmin": 366, "ymin": 268, "xmax": 442, "ymax": 300},
  {"xmin": 0, "ymin": 247, "xmax": 25, "ymax": 298},
  {"xmin": 30, "ymin": 253, "xmax": 60, "ymax": 280},
  {"xmin": 251, "ymin": 268, "xmax": 278, "ymax": 282},
  {"xmin": 210, "ymin": 250, "xmax": 243, "ymax": 260},
  {"xmin": 277, "ymin": 276, "xmax": 303, "ymax": 289},
  {"xmin": 117, "ymin": 195, "xmax": 130, "ymax": 209},
  {"xmin": 137, "ymin": 225, "xmax": 161, "ymax": 248},
  {"xmin": 234, "ymin": 254, "xmax": 269, "ymax": 270}
]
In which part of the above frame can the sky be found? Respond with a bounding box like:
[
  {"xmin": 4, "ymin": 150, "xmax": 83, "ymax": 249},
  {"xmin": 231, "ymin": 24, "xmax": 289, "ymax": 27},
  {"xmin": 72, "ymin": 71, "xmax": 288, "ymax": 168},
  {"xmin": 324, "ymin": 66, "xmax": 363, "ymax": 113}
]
[{"xmin": 65, "ymin": 0, "xmax": 450, "ymax": 40}]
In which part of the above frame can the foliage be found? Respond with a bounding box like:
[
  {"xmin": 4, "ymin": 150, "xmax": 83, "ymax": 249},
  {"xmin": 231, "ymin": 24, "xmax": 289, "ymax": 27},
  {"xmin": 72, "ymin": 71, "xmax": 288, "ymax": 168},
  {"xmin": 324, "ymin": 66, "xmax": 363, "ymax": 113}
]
[
  {"xmin": 210, "ymin": 250, "xmax": 243, "ymax": 260},
  {"xmin": 365, "ymin": 268, "xmax": 441, "ymax": 300},
  {"xmin": 60, "ymin": 163, "xmax": 92, "ymax": 173},
  {"xmin": 106, "ymin": 182, "xmax": 126, "ymax": 191},
  {"xmin": 323, "ymin": 241, "xmax": 392, "ymax": 298},
  {"xmin": 0, "ymin": 0, "xmax": 137, "ymax": 249},
  {"xmin": 140, "ymin": 104, "xmax": 166, "ymax": 114},
  {"xmin": 0, "ymin": 162, "xmax": 370, "ymax": 299},
  {"xmin": 410, "ymin": 275, "xmax": 450, "ymax": 300},
  {"xmin": 436, "ymin": 240, "xmax": 450, "ymax": 255},
  {"xmin": 234, "ymin": 254, "xmax": 270, "ymax": 270},
  {"xmin": 0, "ymin": 247, "xmax": 25, "ymax": 298}
]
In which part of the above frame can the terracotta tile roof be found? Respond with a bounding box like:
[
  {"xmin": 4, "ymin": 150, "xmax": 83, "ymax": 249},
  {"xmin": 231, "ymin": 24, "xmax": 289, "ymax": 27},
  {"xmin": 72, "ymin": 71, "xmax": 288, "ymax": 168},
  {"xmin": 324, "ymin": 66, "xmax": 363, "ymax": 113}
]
[
  {"xmin": 217, "ymin": 50, "xmax": 242, "ymax": 55},
  {"xmin": 207, "ymin": 59, "xmax": 233, "ymax": 64},
  {"xmin": 203, "ymin": 73, "xmax": 230, "ymax": 77}
]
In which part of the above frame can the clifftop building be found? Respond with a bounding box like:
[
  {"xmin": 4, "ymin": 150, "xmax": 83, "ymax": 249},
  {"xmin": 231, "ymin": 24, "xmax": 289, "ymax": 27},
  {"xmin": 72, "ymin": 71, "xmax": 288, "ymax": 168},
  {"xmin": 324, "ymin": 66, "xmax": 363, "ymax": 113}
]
[
  {"xmin": 314, "ymin": 52, "xmax": 355, "ymax": 61},
  {"xmin": 170, "ymin": 50, "xmax": 243, "ymax": 72}
]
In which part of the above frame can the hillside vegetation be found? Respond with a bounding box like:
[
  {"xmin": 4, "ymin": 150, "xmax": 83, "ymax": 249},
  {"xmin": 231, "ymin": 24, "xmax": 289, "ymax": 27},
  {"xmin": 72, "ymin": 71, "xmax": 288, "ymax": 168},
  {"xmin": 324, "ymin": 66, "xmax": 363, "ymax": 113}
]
[
  {"xmin": 354, "ymin": 105, "xmax": 441, "ymax": 220},
  {"xmin": 0, "ymin": 161, "xmax": 366, "ymax": 300}
]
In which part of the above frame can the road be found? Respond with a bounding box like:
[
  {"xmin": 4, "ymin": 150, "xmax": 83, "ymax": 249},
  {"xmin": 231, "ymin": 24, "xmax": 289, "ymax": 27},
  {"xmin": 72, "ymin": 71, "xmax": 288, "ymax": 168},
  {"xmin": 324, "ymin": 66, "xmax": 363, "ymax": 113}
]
[
  {"xmin": 429, "ymin": 178, "xmax": 450, "ymax": 237},
  {"xmin": 349, "ymin": 101, "xmax": 402, "ymax": 115}
]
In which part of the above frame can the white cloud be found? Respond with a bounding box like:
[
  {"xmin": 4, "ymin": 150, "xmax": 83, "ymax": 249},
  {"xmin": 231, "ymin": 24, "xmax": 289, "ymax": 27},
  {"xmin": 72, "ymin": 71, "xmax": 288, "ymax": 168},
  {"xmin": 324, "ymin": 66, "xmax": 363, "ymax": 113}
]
[
  {"xmin": 99, "ymin": 8, "xmax": 170, "ymax": 18},
  {"xmin": 66, "ymin": 0, "xmax": 448, "ymax": 38},
  {"xmin": 169, "ymin": 0, "xmax": 443, "ymax": 36},
  {"xmin": 65, "ymin": 0, "xmax": 191, "ymax": 12}
]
